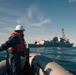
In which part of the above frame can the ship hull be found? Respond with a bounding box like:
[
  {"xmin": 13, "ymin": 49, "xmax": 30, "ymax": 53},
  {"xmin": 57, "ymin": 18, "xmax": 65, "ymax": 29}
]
[{"xmin": 28, "ymin": 43, "xmax": 73, "ymax": 48}]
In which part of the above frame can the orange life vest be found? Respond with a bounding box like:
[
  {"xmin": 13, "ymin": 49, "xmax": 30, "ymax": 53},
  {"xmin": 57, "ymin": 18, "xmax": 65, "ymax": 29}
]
[{"xmin": 8, "ymin": 32, "xmax": 26, "ymax": 52}]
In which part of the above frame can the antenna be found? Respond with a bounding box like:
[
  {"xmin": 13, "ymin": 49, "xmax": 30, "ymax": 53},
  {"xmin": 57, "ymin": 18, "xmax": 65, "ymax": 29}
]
[{"xmin": 62, "ymin": 28, "xmax": 65, "ymax": 39}]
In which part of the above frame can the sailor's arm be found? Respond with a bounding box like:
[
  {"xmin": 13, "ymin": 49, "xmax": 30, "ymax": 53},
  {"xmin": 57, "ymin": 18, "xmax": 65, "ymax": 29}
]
[{"xmin": 0, "ymin": 35, "xmax": 20, "ymax": 51}]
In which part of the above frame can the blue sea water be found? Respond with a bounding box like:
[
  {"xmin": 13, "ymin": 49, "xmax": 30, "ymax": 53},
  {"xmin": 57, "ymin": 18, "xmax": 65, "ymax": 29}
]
[{"xmin": 0, "ymin": 47, "xmax": 76, "ymax": 75}]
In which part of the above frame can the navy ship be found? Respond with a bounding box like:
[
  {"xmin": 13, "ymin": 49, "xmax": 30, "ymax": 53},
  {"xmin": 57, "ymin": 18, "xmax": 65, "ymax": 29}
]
[{"xmin": 29, "ymin": 28, "xmax": 74, "ymax": 47}]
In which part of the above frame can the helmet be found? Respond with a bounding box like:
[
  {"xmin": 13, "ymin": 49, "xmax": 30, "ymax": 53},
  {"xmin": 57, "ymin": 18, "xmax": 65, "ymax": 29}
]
[{"xmin": 15, "ymin": 25, "xmax": 25, "ymax": 31}]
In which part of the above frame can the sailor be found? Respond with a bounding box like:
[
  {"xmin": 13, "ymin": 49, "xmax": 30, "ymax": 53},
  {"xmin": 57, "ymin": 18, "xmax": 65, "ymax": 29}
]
[{"xmin": 0, "ymin": 25, "xmax": 28, "ymax": 75}]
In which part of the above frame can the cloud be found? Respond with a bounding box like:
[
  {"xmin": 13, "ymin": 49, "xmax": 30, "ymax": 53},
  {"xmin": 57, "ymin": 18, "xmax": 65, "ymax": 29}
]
[
  {"xmin": 0, "ymin": 21, "xmax": 5, "ymax": 24},
  {"xmin": 0, "ymin": 26, "xmax": 14, "ymax": 33},
  {"xmin": 30, "ymin": 19, "xmax": 51, "ymax": 26},
  {"xmin": 0, "ymin": 1, "xmax": 25, "ymax": 26},
  {"xmin": 0, "ymin": 0, "xmax": 23, "ymax": 17},
  {"xmin": 27, "ymin": 5, "xmax": 37, "ymax": 19},
  {"xmin": 68, "ymin": 0, "xmax": 76, "ymax": 3},
  {"xmin": 2, "ymin": 27, "xmax": 14, "ymax": 32},
  {"xmin": 0, "ymin": 32, "xmax": 9, "ymax": 44},
  {"xmin": 17, "ymin": 5, "xmax": 51, "ymax": 27}
]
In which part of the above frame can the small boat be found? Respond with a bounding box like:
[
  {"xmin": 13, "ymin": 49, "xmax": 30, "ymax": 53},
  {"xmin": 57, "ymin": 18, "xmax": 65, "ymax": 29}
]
[{"xmin": 0, "ymin": 52, "xmax": 73, "ymax": 75}]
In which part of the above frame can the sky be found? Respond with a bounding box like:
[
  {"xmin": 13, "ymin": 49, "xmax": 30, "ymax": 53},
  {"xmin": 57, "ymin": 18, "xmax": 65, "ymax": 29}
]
[{"xmin": 0, "ymin": 0, "xmax": 76, "ymax": 46}]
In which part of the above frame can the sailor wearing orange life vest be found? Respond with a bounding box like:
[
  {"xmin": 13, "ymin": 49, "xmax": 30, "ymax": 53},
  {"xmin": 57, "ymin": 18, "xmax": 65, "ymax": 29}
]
[{"xmin": 0, "ymin": 25, "xmax": 27, "ymax": 75}]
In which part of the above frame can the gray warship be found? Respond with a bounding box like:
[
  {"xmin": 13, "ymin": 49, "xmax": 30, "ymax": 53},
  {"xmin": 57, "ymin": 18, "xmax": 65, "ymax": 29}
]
[{"xmin": 29, "ymin": 28, "xmax": 74, "ymax": 47}]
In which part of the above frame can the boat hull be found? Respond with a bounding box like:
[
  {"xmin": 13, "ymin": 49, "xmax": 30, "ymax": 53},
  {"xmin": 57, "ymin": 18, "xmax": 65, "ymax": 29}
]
[
  {"xmin": 0, "ymin": 53, "xmax": 73, "ymax": 75},
  {"xmin": 29, "ymin": 53, "xmax": 73, "ymax": 75}
]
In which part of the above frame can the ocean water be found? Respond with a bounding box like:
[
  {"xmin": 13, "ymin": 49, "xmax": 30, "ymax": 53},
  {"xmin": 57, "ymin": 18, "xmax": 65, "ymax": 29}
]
[{"xmin": 0, "ymin": 47, "xmax": 76, "ymax": 75}]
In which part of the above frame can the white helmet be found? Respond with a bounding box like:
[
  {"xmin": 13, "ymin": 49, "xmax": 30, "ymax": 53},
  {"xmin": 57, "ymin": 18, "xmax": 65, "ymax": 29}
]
[{"xmin": 15, "ymin": 25, "xmax": 25, "ymax": 31}]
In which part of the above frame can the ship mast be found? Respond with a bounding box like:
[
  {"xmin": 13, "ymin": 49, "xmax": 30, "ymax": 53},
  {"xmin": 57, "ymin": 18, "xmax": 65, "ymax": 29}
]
[{"xmin": 62, "ymin": 28, "xmax": 65, "ymax": 39}]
